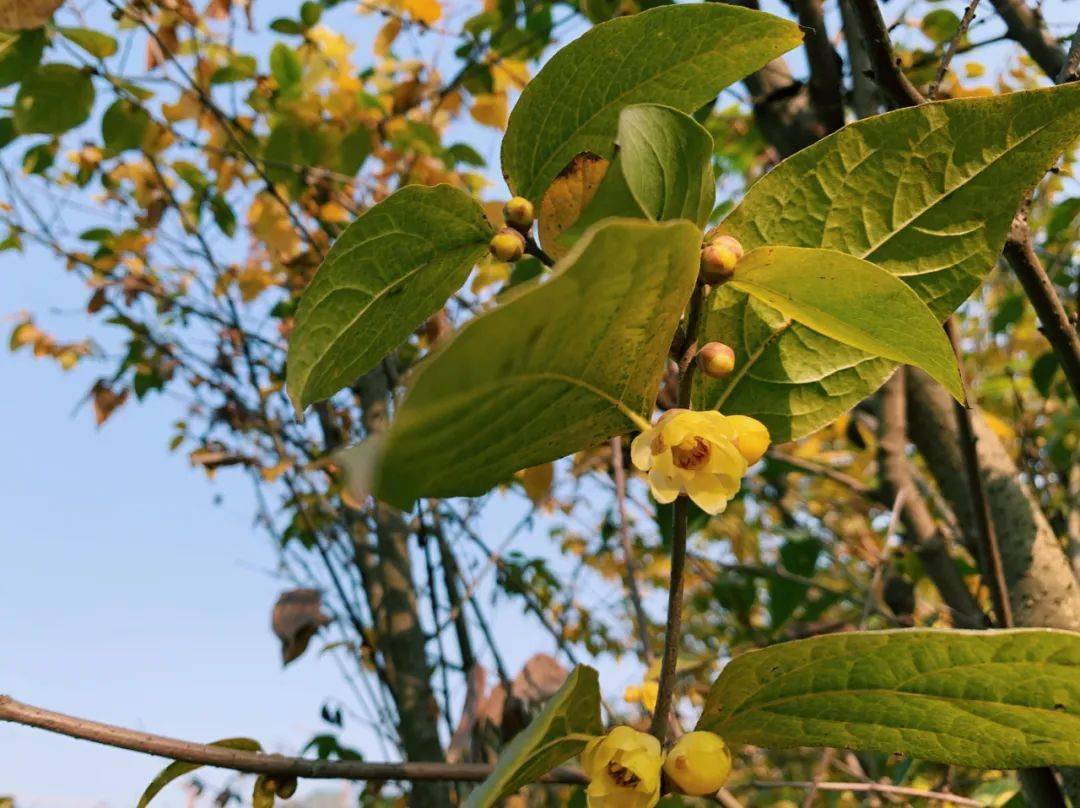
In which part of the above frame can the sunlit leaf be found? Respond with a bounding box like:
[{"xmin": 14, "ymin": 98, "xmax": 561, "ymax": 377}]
[
  {"xmin": 367, "ymin": 218, "xmax": 701, "ymax": 508},
  {"xmin": 699, "ymin": 629, "xmax": 1080, "ymax": 768},
  {"xmin": 464, "ymin": 665, "xmax": 601, "ymax": 808},
  {"xmin": 137, "ymin": 738, "xmax": 263, "ymax": 807},
  {"xmin": 696, "ymin": 84, "xmax": 1080, "ymax": 441},
  {"xmin": 567, "ymin": 103, "xmax": 715, "ymax": 239},
  {"xmin": 57, "ymin": 27, "xmax": 118, "ymax": 58},
  {"xmin": 501, "ymin": 4, "xmax": 802, "ymax": 203},
  {"xmin": 726, "ymin": 246, "xmax": 963, "ymax": 401},
  {"xmin": 287, "ymin": 184, "xmax": 492, "ymax": 411}
]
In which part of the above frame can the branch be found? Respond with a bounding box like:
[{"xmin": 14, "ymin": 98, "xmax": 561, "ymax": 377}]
[
  {"xmin": 946, "ymin": 318, "xmax": 1014, "ymax": 628},
  {"xmin": 877, "ymin": 371, "xmax": 990, "ymax": 629},
  {"xmin": 1003, "ymin": 214, "xmax": 1080, "ymax": 403},
  {"xmin": 750, "ymin": 779, "xmax": 982, "ymax": 806},
  {"xmin": 986, "ymin": 0, "xmax": 1066, "ymax": 79},
  {"xmin": 928, "ymin": 0, "xmax": 982, "ymax": 99},
  {"xmin": 1060, "ymin": 23, "xmax": 1080, "ymax": 83},
  {"xmin": 0, "ymin": 695, "xmax": 587, "ymax": 785},
  {"xmin": 850, "ymin": 0, "xmax": 924, "ymax": 107}
]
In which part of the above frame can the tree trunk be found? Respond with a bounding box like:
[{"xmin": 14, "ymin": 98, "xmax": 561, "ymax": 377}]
[
  {"xmin": 904, "ymin": 369, "xmax": 1080, "ymax": 631},
  {"xmin": 356, "ymin": 370, "xmax": 451, "ymax": 807}
]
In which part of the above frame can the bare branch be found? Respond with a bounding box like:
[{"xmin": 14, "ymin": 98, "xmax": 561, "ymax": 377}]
[{"xmin": 0, "ymin": 696, "xmax": 587, "ymax": 785}]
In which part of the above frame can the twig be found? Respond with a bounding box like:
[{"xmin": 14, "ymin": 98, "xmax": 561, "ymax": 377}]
[
  {"xmin": 649, "ymin": 284, "xmax": 707, "ymax": 742},
  {"xmin": 0, "ymin": 696, "xmax": 587, "ymax": 784},
  {"xmin": 1059, "ymin": 23, "xmax": 1080, "ymax": 83},
  {"xmin": 1003, "ymin": 215, "xmax": 1080, "ymax": 403},
  {"xmin": 749, "ymin": 779, "xmax": 982, "ymax": 806},
  {"xmin": 946, "ymin": 318, "xmax": 1013, "ymax": 628},
  {"xmin": 767, "ymin": 450, "xmax": 876, "ymax": 499},
  {"xmin": 928, "ymin": 0, "xmax": 982, "ymax": 99},
  {"xmin": 850, "ymin": 0, "xmax": 923, "ymax": 107},
  {"xmin": 611, "ymin": 436, "xmax": 654, "ymax": 663}
]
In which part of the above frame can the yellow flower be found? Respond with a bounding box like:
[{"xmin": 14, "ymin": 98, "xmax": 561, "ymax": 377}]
[
  {"xmin": 663, "ymin": 731, "xmax": 732, "ymax": 796},
  {"xmin": 580, "ymin": 726, "xmax": 663, "ymax": 808},
  {"xmin": 630, "ymin": 410, "xmax": 769, "ymax": 514},
  {"xmin": 623, "ymin": 680, "xmax": 659, "ymax": 712}
]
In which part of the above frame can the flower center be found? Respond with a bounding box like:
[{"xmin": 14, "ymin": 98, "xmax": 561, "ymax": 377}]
[
  {"xmin": 607, "ymin": 760, "xmax": 642, "ymax": 788},
  {"xmin": 672, "ymin": 436, "xmax": 710, "ymax": 470}
]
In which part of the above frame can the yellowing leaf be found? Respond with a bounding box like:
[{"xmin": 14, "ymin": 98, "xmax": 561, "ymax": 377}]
[
  {"xmin": 491, "ymin": 58, "xmax": 529, "ymax": 92},
  {"xmin": 374, "ymin": 17, "xmax": 401, "ymax": 57},
  {"xmin": 403, "ymin": 0, "xmax": 441, "ymax": 24},
  {"xmin": 0, "ymin": 0, "xmax": 63, "ymax": 29},
  {"xmin": 518, "ymin": 463, "xmax": 554, "ymax": 507},
  {"xmin": 470, "ymin": 92, "xmax": 507, "ymax": 130},
  {"xmin": 538, "ymin": 153, "xmax": 609, "ymax": 260},
  {"xmin": 247, "ymin": 193, "xmax": 301, "ymax": 261}
]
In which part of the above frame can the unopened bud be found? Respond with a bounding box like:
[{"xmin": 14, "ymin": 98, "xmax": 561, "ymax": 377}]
[
  {"xmin": 697, "ymin": 342, "xmax": 736, "ymax": 378},
  {"xmin": 489, "ymin": 227, "xmax": 526, "ymax": 262},
  {"xmin": 503, "ymin": 196, "xmax": 535, "ymax": 231},
  {"xmin": 663, "ymin": 731, "xmax": 732, "ymax": 796},
  {"xmin": 275, "ymin": 777, "xmax": 298, "ymax": 799},
  {"xmin": 700, "ymin": 235, "xmax": 744, "ymax": 284}
]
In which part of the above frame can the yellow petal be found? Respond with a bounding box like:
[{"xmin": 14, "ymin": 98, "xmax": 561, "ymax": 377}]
[
  {"xmin": 630, "ymin": 428, "xmax": 657, "ymax": 470},
  {"xmin": 726, "ymin": 414, "xmax": 770, "ymax": 464},
  {"xmin": 648, "ymin": 468, "xmax": 682, "ymax": 504},
  {"xmin": 685, "ymin": 474, "xmax": 733, "ymax": 514}
]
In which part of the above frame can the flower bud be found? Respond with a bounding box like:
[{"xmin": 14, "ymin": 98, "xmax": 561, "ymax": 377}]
[
  {"xmin": 503, "ymin": 196, "xmax": 535, "ymax": 231},
  {"xmin": 697, "ymin": 342, "xmax": 735, "ymax": 378},
  {"xmin": 489, "ymin": 227, "xmax": 526, "ymax": 262},
  {"xmin": 275, "ymin": 776, "xmax": 298, "ymax": 799},
  {"xmin": 699, "ymin": 235, "xmax": 744, "ymax": 284},
  {"xmin": 663, "ymin": 731, "xmax": 732, "ymax": 796}
]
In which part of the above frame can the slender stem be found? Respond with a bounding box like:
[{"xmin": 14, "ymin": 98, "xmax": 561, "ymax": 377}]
[
  {"xmin": 611, "ymin": 436, "xmax": 654, "ymax": 664},
  {"xmin": 749, "ymin": 779, "xmax": 982, "ymax": 806},
  {"xmin": 648, "ymin": 495, "xmax": 688, "ymax": 742},
  {"xmin": 0, "ymin": 696, "xmax": 587, "ymax": 784},
  {"xmin": 649, "ymin": 284, "xmax": 706, "ymax": 741},
  {"xmin": 928, "ymin": 0, "xmax": 982, "ymax": 99}
]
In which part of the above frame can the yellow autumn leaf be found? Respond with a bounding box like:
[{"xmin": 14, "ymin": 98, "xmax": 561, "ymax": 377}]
[
  {"xmin": 491, "ymin": 58, "xmax": 529, "ymax": 92},
  {"xmin": 518, "ymin": 463, "xmax": 554, "ymax": 507},
  {"xmin": 374, "ymin": 17, "xmax": 401, "ymax": 56},
  {"xmin": 403, "ymin": 0, "xmax": 441, "ymax": 23},
  {"xmin": 470, "ymin": 92, "xmax": 507, "ymax": 129},
  {"xmin": 247, "ymin": 193, "xmax": 301, "ymax": 261},
  {"xmin": 538, "ymin": 152, "xmax": 609, "ymax": 260}
]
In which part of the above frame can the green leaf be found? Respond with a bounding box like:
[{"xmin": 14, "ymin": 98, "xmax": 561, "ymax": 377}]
[
  {"xmin": 14, "ymin": 64, "xmax": 95, "ymax": 135},
  {"xmin": 726, "ymin": 246, "xmax": 963, "ymax": 401},
  {"xmin": 566, "ymin": 104, "xmax": 715, "ymax": 241},
  {"xmin": 922, "ymin": 9, "xmax": 961, "ymax": 44},
  {"xmin": 698, "ymin": 628, "xmax": 1080, "ymax": 768},
  {"xmin": 464, "ymin": 665, "xmax": 601, "ymax": 808},
  {"xmin": 0, "ymin": 28, "xmax": 45, "ymax": 88},
  {"xmin": 287, "ymin": 184, "xmax": 492, "ymax": 411},
  {"xmin": 270, "ymin": 43, "xmax": 302, "ymax": 88},
  {"xmin": 369, "ymin": 218, "xmax": 701, "ymax": 508},
  {"xmin": 57, "ymin": 27, "xmax": 118, "ymax": 58},
  {"xmin": 137, "ymin": 738, "xmax": 262, "ymax": 807},
  {"xmin": 501, "ymin": 4, "xmax": 802, "ymax": 203},
  {"xmin": 696, "ymin": 85, "xmax": 1080, "ymax": 441},
  {"xmin": 102, "ymin": 99, "xmax": 150, "ymax": 153}
]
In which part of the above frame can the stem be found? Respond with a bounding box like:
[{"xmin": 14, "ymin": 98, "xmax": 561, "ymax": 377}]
[
  {"xmin": 648, "ymin": 495, "xmax": 688, "ymax": 742},
  {"xmin": 0, "ymin": 695, "xmax": 587, "ymax": 784},
  {"xmin": 611, "ymin": 436, "xmax": 654, "ymax": 664},
  {"xmin": 649, "ymin": 283, "xmax": 706, "ymax": 741}
]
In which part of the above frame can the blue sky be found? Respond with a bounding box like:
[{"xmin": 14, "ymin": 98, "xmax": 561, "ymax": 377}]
[{"xmin": 2, "ymin": 0, "xmax": 1077, "ymax": 805}]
